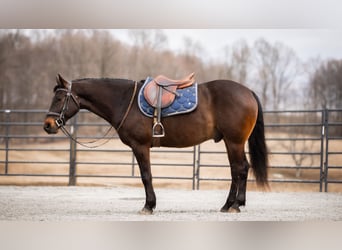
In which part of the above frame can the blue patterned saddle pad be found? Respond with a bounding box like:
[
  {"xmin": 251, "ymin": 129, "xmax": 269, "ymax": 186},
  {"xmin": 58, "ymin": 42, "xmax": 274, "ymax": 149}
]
[{"xmin": 138, "ymin": 77, "xmax": 198, "ymax": 118}]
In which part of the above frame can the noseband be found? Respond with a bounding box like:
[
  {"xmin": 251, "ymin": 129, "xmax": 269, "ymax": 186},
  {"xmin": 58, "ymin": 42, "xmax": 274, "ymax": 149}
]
[{"xmin": 47, "ymin": 82, "xmax": 80, "ymax": 128}]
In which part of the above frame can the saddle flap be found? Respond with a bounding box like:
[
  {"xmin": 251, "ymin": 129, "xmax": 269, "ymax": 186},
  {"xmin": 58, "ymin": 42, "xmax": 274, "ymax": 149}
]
[{"xmin": 144, "ymin": 83, "xmax": 177, "ymax": 108}]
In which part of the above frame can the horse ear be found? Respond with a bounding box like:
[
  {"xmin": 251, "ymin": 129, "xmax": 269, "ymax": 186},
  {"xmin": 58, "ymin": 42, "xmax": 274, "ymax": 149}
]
[
  {"xmin": 56, "ymin": 74, "xmax": 62, "ymax": 86},
  {"xmin": 56, "ymin": 74, "xmax": 70, "ymax": 89}
]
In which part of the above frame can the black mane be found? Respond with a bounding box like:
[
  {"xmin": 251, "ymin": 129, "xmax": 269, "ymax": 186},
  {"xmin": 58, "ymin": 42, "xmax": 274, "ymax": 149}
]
[{"xmin": 72, "ymin": 77, "xmax": 134, "ymax": 84}]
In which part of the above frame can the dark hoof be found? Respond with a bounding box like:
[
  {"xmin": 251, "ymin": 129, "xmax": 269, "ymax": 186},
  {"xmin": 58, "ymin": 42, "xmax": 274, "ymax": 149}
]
[
  {"xmin": 220, "ymin": 207, "xmax": 229, "ymax": 213},
  {"xmin": 139, "ymin": 207, "xmax": 153, "ymax": 215}
]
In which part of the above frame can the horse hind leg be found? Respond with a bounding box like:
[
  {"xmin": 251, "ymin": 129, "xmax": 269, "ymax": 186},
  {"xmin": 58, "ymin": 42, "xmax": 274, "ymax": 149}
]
[{"xmin": 221, "ymin": 141, "xmax": 250, "ymax": 213}]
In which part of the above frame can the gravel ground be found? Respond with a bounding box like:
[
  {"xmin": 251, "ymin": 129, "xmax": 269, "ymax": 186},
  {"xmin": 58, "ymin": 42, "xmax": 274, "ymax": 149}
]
[{"xmin": 0, "ymin": 186, "xmax": 341, "ymax": 221}]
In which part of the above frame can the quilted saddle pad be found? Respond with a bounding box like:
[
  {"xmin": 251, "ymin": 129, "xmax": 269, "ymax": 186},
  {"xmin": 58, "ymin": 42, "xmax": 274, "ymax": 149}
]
[{"xmin": 138, "ymin": 77, "xmax": 198, "ymax": 118}]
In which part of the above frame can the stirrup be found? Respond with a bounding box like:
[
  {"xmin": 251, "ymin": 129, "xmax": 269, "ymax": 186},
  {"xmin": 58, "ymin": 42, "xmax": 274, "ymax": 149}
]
[{"xmin": 152, "ymin": 122, "xmax": 165, "ymax": 137}]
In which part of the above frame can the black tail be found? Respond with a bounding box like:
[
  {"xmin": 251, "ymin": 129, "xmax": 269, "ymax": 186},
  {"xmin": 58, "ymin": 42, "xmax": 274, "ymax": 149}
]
[{"xmin": 248, "ymin": 92, "xmax": 269, "ymax": 187}]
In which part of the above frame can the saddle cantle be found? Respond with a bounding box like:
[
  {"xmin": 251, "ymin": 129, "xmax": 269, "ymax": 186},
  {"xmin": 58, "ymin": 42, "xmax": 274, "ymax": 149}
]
[
  {"xmin": 138, "ymin": 73, "xmax": 197, "ymax": 138},
  {"xmin": 144, "ymin": 72, "xmax": 195, "ymax": 108}
]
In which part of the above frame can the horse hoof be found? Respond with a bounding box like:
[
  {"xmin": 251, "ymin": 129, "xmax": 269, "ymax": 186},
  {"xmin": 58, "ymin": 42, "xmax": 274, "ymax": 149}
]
[
  {"xmin": 220, "ymin": 207, "xmax": 229, "ymax": 213},
  {"xmin": 228, "ymin": 207, "xmax": 241, "ymax": 213},
  {"xmin": 139, "ymin": 207, "xmax": 153, "ymax": 215}
]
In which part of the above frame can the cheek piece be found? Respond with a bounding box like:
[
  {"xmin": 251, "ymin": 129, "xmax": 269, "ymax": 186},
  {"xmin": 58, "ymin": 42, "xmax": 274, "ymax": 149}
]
[{"xmin": 47, "ymin": 87, "xmax": 80, "ymax": 128}]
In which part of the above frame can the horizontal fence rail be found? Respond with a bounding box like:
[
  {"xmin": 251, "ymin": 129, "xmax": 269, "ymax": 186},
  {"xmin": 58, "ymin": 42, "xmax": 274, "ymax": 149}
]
[{"xmin": 0, "ymin": 109, "xmax": 341, "ymax": 192}]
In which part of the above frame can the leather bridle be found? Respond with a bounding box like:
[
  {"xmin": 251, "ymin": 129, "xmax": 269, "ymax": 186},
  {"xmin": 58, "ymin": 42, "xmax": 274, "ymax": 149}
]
[{"xmin": 47, "ymin": 83, "xmax": 80, "ymax": 128}]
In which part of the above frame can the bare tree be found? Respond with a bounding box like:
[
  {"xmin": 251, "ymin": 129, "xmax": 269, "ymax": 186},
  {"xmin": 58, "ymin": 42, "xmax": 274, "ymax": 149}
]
[
  {"xmin": 281, "ymin": 135, "xmax": 315, "ymax": 178},
  {"xmin": 308, "ymin": 59, "xmax": 342, "ymax": 109},
  {"xmin": 0, "ymin": 29, "xmax": 315, "ymax": 113},
  {"xmin": 0, "ymin": 30, "xmax": 37, "ymax": 109},
  {"xmin": 128, "ymin": 30, "xmax": 168, "ymax": 78},
  {"xmin": 179, "ymin": 36, "xmax": 207, "ymax": 80},
  {"xmin": 223, "ymin": 39, "xmax": 251, "ymax": 84},
  {"xmin": 129, "ymin": 30, "xmax": 168, "ymax": 51},
  {"xmin": 56, "ymin": 30, "xmax": 97, "ymax": 78},
  {"xmin": 0, "ymin": 30, "xmax": 14, "ymax": 109},
  {"xmin": 90, "ymin": 30, "xmax": 124, "ymax": 77},
  {"xmin": 252, "ymin": 39, "xmax": 302, "ymax": 110}
]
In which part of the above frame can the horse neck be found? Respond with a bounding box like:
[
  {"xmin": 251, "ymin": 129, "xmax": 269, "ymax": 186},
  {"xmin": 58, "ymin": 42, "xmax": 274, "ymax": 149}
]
[{"xmin": 73, "ymin": 79, "xmax": 133, "ymax": 126}]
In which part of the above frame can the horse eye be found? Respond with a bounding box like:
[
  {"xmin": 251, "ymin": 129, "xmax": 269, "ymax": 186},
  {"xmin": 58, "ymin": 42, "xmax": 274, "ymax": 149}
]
[{"xmin": 53, "ymin": 95, "xmax": 63, "ymax": 103}]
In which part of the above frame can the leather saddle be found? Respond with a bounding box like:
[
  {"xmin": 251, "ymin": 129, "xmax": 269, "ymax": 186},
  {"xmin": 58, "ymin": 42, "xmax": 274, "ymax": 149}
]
[
  {"xmin": 144, "ymin": 72, "xmax": 195, "ymax": 108},
  {"xmin": 143, "ymin": 72, "xmax": 196, "ymax": 138}
]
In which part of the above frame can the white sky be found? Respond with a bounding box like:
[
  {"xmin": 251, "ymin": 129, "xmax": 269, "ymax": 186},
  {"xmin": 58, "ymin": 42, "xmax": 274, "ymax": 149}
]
[{"xmin": 110, "ymin": 29, "xmax": 342, "ymax": 62}]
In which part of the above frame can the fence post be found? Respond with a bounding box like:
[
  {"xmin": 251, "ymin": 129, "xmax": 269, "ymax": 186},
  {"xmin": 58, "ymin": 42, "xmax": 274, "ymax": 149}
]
[
  {"xmin": 319, "ymin": 109, "xmax": 325, "ymax": 192},
  {"xmin": 4, "ymin": 110, "xmax": 11, "ymax": 174},
  {"xmin": 68, "ymin": 116, "xmax": 77, "ymax": 186},
  {"xmin": 324, "ymin": 109, "xmax": 329, "ymax": 192},
  {"xmin": 192, "ymin": 146, "xmax": 197, "ymax": 190},
  {"xmin": 131, "ymin": 153, "xmax": 135, "ymax": 177},
  {"xmin": 196, "ymin": 144, "xmax": 201, "ymax": 190}
]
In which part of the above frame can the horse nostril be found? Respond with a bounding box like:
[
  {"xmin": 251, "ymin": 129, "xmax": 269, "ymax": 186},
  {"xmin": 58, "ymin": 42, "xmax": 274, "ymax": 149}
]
[
  {"xmin": 44, "ymin": 118, "xmax": 55, "ymax": 133},
  {"xmin": 44, "ymin": 122, "xmax": 51, "ymax": 132}
]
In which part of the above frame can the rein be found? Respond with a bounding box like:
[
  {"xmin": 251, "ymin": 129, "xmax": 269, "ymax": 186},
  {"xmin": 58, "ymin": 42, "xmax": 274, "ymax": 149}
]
[
  {"xmin": 49, "ymin": 80, "xmax": 138, "ymax": 149},
  {"xmin": 60, "ymin": 125, "xmax": 115, "ymax": 149},
  {"xmin": 116, "ymin": 81, "xmax": 138, "ymax": 132}
]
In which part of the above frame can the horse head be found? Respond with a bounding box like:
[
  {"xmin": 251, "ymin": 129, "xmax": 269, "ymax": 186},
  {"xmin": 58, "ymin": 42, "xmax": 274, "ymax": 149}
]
[{"xmin": 44, "ymin": 74, "xmax": 80, "ymax": 134}]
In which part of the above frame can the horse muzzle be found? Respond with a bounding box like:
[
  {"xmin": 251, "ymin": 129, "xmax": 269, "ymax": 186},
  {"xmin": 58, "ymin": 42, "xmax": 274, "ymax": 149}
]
[{"xmin": 44, "ymin": 117, "xmax": 59, "ymax": 134}]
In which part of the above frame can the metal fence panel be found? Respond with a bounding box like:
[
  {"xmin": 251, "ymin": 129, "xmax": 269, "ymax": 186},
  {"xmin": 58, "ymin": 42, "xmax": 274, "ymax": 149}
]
[{"xmin": 0, "ymin": 109, "xmax": 341, "ymax": 191}]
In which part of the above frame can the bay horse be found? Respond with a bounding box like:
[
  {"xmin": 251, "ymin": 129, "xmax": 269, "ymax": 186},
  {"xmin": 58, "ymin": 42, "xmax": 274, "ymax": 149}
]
[{"xmin": 44, "ymin": 74, "xmax": 268, "ymax": 214}]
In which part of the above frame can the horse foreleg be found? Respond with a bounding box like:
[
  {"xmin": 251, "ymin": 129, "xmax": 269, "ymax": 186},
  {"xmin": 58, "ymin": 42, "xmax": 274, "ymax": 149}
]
[
  {"xmin": 132, "ymin": 145, "xmax": 156, "ymax": 214},
  {"xmin": 221, "ymin": 142, "xmax": 249, "ymax": 213}
]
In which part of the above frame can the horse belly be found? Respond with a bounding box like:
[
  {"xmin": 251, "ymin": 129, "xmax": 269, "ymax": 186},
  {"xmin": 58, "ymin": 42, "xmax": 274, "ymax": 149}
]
[{"xmin": 159, "ymin": 105, "xmax": 216, "ymax": 148}]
